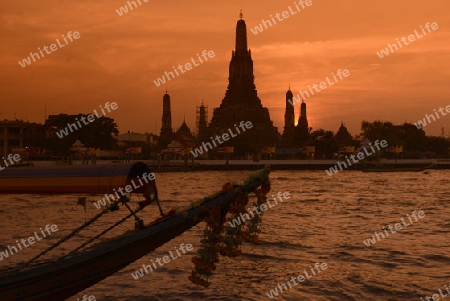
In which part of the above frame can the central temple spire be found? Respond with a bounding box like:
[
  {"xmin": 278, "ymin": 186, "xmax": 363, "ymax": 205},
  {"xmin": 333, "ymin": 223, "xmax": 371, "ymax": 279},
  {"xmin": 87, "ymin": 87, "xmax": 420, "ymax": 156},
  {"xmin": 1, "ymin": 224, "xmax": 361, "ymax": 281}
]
[
  {"xmin": 235, "ymin": 13, "xmax": 248, "ymax": 52},
  {"xmin": 207, "ymin": 14, "xmax": 279, "ymax": 154},
  {"xmin": 225, "ymin": 14, "xmax": 257, "ymax": 105}
]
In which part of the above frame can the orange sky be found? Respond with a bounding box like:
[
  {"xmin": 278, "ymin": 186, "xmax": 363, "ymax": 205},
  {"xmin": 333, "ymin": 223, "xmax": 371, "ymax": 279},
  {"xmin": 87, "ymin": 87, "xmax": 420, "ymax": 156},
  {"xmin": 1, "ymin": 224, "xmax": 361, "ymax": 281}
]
[{"xmin": 1, "ymin": 0, "xmax": 449, "ymax": 137}]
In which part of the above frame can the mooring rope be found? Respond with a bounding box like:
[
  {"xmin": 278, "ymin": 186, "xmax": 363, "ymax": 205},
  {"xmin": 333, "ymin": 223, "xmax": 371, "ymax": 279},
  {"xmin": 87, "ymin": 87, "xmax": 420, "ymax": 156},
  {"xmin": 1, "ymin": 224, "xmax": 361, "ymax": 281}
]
[{"xmin": 16, "ymin": 197, "xmax": 124, "ymax": 270}]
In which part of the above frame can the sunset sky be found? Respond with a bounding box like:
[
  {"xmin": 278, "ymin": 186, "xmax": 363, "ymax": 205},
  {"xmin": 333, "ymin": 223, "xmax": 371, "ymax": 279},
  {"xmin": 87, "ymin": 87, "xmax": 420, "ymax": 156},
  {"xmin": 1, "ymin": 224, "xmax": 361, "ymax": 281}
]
[{"xmin": 1, "ymin": 0, "xmax": 449, "ymax": 137}]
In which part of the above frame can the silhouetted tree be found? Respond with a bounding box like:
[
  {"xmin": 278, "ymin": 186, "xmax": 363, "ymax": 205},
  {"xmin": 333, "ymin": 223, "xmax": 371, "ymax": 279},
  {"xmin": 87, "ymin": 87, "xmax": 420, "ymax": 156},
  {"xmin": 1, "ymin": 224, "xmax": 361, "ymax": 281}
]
[
  {"xmin": 44, "ymin": 114, "xmax": 119, "ymax": 155},
  {"xmin": 309, "ymin": 129, "xmax": 336, "ymax": 159},
  {"xmin": 427, "ymin": 136, "xmax": 450, "ymax": 158}
]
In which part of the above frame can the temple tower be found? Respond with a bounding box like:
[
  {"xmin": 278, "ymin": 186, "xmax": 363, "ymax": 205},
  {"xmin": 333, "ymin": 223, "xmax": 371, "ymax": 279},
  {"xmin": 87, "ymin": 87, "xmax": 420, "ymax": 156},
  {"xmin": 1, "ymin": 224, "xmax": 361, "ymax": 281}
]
[
  {"xmin": 281, "ymin": 87, "xmax": 296, "ymax": 147},
  {"xmin": 334, "ymin": 121, "xmax": 353, "ymax": 145},
  {"xmin": 158, "ymin": 92, "xmax": 173, "ymax": 148},
  {"xmin": 207, "ymin": 13, "xmax": 279, "ymax": 154},
  {"xmin": 294, "ymin": 99, "xmax": 309, "ymax": 146},
  {"xmin": 196, "ymin": 104, "xmax": 209, "ymax": 142}
]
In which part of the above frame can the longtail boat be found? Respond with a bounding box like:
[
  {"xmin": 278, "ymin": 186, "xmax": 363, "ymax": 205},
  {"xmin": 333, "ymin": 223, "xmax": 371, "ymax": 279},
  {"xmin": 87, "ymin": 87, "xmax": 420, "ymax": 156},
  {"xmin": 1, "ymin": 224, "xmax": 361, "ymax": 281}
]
[{"xmin": 0, "ymin": 163, "xmax": 270, "ymax": 301}]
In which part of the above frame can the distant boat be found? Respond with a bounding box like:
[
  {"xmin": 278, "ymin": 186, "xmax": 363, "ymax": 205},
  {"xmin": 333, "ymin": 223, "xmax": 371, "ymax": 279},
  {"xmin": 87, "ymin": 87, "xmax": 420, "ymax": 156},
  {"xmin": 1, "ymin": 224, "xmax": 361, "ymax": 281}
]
[
  {"xmin": 0, "ymin": 164, "xmax": 270, "ymax": 301},
  {"xmin": 0, "ymin": 162, "xmax": 155, "ymax": 194}
]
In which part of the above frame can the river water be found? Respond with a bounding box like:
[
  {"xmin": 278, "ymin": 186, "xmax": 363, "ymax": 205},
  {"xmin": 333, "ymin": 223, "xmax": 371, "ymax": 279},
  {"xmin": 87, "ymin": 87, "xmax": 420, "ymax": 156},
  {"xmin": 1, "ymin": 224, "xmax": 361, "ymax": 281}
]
[{"xmin": 1, "ymin": 170, "xmax": 449, "ymax": 301}]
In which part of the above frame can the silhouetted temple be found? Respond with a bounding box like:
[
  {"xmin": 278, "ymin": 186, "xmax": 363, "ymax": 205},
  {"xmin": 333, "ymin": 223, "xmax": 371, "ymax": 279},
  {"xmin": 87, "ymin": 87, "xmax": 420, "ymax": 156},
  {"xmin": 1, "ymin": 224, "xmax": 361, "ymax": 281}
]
[
  {"xmin": 196, "ymin": 104, "xmax": 209, "ymax": 143},
  {"xmin": 334, "ymin": 121, "xmax": 353, "ymax": 145},
  {"xmin": 294, "ymin": 98, "xmax": 310, "ymax": 147},
  {"xmin": 176, "ymin": 119, "xmax": 193, "ymax": 138},
  {"xmin": 281, "ymin": 87, "xmax": 310, "ymax": 147},
  {"xmin": 281, "ymin": 88, "xmax": 296, "ymax": 147},
  {"xmin": 158, "ymin": 92, "xmax": 173, "ymax": 148},
  {"xmin": 207, "ymin": 13, "xmax": 279, "ymax": 154},
  {"xmin": 174, "ymin": 118, "xmax": 196, "ymax": 147}
]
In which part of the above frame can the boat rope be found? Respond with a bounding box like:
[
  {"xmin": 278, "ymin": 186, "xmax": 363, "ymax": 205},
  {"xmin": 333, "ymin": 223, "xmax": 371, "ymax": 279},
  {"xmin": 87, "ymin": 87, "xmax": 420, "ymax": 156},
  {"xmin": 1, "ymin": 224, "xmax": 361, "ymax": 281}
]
[
  {"xmin": 62, "ymin": 203, "xmax": 147, "ymax": 258},
  {"xmin": 154, "ymin": 197, "xmax": 164, "ymax": 216},
  {"xmin": 18, "ymin": 191, "xmax": 164, "ymax": 270},
  {"xmin": 121, "ymin": 199, "xmax": 145, "ymax": 229},
  {"xmin": 16, "ymin": 196, "xmax": 126, "ymax": 270},
  {"xmin": 138, "ymin": 186, "xmax": 164, "ymax": 216}
]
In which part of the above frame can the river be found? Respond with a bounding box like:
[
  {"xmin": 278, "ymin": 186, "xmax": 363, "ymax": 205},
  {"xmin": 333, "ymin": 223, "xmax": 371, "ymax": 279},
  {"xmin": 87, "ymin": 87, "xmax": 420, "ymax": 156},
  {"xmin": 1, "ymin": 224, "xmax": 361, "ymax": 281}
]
[{"xmin": 0, "ymin": 169, "xmax": 449, "ymax": 300}]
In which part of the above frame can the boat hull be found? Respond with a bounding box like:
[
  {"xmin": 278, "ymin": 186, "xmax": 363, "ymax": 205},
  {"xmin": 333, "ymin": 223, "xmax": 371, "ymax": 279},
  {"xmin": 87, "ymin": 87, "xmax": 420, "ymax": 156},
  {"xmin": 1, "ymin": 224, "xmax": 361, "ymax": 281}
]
[{"xmin": 0, "ymin": 162, "xmax": 155, "ymax": 194}]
